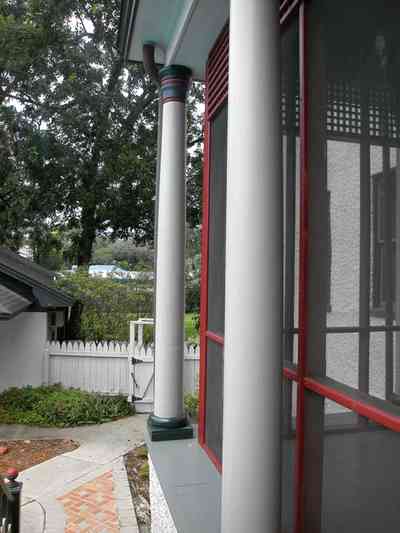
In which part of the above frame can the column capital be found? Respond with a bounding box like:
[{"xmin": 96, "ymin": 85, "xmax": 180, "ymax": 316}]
[{"xmin": 159, "ymin": 65, "xmax": 192, "ymax": 104}]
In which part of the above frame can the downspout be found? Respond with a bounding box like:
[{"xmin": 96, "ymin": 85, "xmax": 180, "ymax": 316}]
[{"xmin": 142, "ymin": 43, "xmax": 161, "ymax": 333}]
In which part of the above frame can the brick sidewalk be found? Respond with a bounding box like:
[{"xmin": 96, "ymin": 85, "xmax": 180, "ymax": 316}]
[{"xmin": 59, "ymin": 470, "xmax": 119, "ymax": 533}]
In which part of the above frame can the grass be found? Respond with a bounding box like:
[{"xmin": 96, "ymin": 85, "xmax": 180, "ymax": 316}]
[
  {"xmin": 0, "ymin": 384, "xmax": 135, "ymax": 427},
  {"xmin": 185, "ymin": 313, "xmax": 199, "ymax": 343}
]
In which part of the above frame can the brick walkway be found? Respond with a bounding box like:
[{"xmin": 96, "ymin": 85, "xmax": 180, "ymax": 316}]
[{"xmin": 59, "ymin": 470, "xmax": 119, "ymax": 533}]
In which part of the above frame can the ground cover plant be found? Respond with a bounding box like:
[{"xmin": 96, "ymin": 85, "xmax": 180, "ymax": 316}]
[{"xmin": 0, "ymin": 385, "xmax": 134, "ymax": 427}]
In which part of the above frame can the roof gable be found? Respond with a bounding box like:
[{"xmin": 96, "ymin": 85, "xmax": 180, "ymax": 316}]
[
  {"xmin": 0, "ymin": 248, "xmax": 74, "ymax": 310},
  {"xmin": 0, "ymin": 285, "xmax": 31, "ymax": 319}
]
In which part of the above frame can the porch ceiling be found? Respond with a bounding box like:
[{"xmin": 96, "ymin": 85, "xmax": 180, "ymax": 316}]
[{"xmin": 120, "ymin": 0, "xmax": 229, "ymax": 80}]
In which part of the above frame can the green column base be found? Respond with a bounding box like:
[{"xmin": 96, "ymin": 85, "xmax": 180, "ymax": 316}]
[{"xmin": 148, "ymin": 415, "xmax": 193, "ymax": 442}]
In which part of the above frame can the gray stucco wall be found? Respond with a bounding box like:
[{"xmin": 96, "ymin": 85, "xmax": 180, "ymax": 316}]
[{"xmin": 286, "ymin": 139, "xmax": 397, "ymax": 414}]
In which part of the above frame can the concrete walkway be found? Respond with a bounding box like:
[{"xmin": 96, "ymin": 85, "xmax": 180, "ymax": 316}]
[{"xmin": 0, "ymin": 415, "xmax": 147, "ymax": 533}]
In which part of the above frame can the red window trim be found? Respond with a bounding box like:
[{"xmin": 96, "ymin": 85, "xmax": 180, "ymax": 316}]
[
  {"xmin": 198, "ymin": 22, "xmax": 229, "ymax": 459},
  {"xmin": 206, "ymin": 331, "xmax": 224, "ymax": 345},
  {"xmin": 284, "ymin": 366, "xmax": 299, "ymax": 382},
  {"xmin": 304, "ymin": 377, "xmax": 400, "ymax": 433},
  {"xmin": 202, "ymin": 442, "xmax": 223, "ymax": 474}
]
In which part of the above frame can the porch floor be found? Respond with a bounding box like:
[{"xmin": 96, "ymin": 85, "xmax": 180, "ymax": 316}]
[
  {"xmin": 146, "ymin": 427, "xmax": 221, "ymax": 533},
  {"xmin": 149, "ymin": 419, "xmax": 400, "ymax": 533}
]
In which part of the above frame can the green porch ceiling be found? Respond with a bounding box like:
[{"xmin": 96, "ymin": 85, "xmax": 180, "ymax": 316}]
[{"xmin": 120, "ymin": 0, "xmax": 229, "ymax": 80}]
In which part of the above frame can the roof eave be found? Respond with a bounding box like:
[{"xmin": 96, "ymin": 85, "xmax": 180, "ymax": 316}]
[{"xmin": 118, "ymin": 0, "xmax": 139, "ymax": 63}]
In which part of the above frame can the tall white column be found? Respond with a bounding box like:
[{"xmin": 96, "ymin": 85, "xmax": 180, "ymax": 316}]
[
  {"xmin": 149, "ymin": 65, "xmax": 193, "ymax": 439},
  {"xmin": 221, "ymin": 1, "xmax": 282, "ymax": 532}
]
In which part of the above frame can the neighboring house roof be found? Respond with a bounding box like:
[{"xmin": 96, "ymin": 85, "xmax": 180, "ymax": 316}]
[
  {"xmin": 0, "ymin": 247, "xmax": 74, "ymax": 319},
  {"xmin": 89, "ymin": 265, "xmax": 127, "ymax": 275},
  {"xmin": 88, "ymin": 265, "xmax": 154, "ymax": 281}
]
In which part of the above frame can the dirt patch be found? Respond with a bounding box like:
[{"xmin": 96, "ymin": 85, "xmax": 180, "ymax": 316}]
[
  {"xmin": 125, "ymin": 444, "xmax": 151, "ymax": 532},
  {"xmin": 0, "ymin": 439, "xmax": 79, "ymax": 476}
]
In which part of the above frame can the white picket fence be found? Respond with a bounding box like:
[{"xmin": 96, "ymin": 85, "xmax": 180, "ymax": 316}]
[{"xmin": 43, "ymin": 339, "xmax": 200, "ymax": 413}]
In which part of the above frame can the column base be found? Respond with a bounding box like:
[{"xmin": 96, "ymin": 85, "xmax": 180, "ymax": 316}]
[{"xmin": 148, "ymin": 415, "xmax": 193, "ymax": 442}]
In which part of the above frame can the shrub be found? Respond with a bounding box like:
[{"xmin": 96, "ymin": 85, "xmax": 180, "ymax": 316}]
[
  {"xmin": 184, "ymin": 392, "xmax": 199, "ymax": 420},
  {"xmin": 0, "ymin": 385, "xmax": 134, "ymax": 427},
  {"xmin": 55, "ymin": 270, "xmax": 153, "ymax": 342},
  {"xmin": 186, "ymin": 282, "xmax": 200, "ymax": 313}
]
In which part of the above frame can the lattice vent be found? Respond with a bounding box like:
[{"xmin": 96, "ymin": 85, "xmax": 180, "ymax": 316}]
[
  {"xmin": 369, "ymin": 88, "xmax": 400, "ymax": 141},
  {"xmin": 281, "ymin": 73, "xmax": 300, "ymax": 132},
  {"xmin": 326, "ymin": 81, "xmax": 400, "ymax": 142},
  {"xmin": 326, "ymin": 81, "xmax": 362, "ymax": 136}
]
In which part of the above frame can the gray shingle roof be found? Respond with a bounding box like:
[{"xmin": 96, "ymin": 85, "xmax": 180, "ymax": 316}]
[
  {"xmin": 0, "ymin": 285, "xmax": 31, "ymax": 319},
  {"xmin": 0, "ymin": 247, "xmax": 74, "ymax": 311}
]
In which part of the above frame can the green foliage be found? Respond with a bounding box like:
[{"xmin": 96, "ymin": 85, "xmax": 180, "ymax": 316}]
[
  {"xmin": 0, "ymin": 384, "xmax": 134, "ymax": 427},
  {"xmin": 186, "ymin": 282, "xmax": 200, "ymax": 314},
  {"xmin": 184, "ymin": 392, "xmax": 199, "ymax": 420},
  {"xmin": 185, "ymin": 313, "xmax": 200, "ymax": 343},
  {"xmin": 56, "ymin": 270, "xmax": 153, "ymax": 341},
  {"xmin": 185, "ymin": 227, "xmax": 200, "ymax": 314},
  {"xmin": 0, "ymin": 1, "xmax": 204, "ymax": 265}
]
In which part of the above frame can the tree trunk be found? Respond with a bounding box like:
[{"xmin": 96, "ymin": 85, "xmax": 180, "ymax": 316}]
[
  {"xmin": 67, "ymin": 301, "xmax": 83, "ymax": 339},
  {"xmin": 77, "ymin": 205, "xmax": 97, "ymax": 266},
  {"xmin": 76, "ymin": 60, "xmax": 123, "ymax": 267}
]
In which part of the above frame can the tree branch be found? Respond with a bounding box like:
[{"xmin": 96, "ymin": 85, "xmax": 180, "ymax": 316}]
[{"xmin": 188, "ymin": 134, "xmax": 204, "ymax": 148}]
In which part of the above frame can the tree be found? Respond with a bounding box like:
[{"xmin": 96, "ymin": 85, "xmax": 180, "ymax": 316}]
[
  {"xmin": 0, "ymin": 0, "xmax": 159, "ymax": 264},
  {"xmin": 0, "ymin": 0, "xmax": 63, "ymax": 249},
  {"xmin": 56, "ymin": 270, "xmax": 153, "ymax": 341},
  {"xmin": 186, "ymin": 82, "xmax": 204, "ymax": 229},
  {"xmin": 0, "ymin": 0, "xmax": 204, "ymax": 267}
]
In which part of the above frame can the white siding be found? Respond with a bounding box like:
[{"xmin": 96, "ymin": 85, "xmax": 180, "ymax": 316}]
[{"xmin": 0, "ymin": 312, "xmax": 47, "ymax": 391}]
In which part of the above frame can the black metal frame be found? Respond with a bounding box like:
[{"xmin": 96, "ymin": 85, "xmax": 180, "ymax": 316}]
[{"xmin": 0, "ymin": 472, "xmax": 21, "ymax": 533}]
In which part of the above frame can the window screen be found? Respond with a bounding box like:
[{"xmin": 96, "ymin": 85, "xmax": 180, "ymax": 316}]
[
  {"xmin": 207, "ymin": 104, "xmax": 228, "ymax": 336},
  {"xmin": 205, "ymin": 340, "xmax": 224, "ymax": 462}
]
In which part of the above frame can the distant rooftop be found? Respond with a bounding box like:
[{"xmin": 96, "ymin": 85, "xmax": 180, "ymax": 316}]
[{"xmin": 89, "ymin": 265, "xmax": 128, "ymax": 274}]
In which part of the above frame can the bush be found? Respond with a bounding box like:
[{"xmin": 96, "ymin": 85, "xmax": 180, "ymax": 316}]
[
  {"xmin": 184, "ymin": 392, "xmax": 199, "ymax": 420},
  {"xmin": 186, "ymin": 282, "xmax": 200, "ymax": 313},
  {"xmin": 0, "ymin": 385, "xmax": 135, "ymax": 427},
  {"xmin": 185, "ymin": 313, "xmax": 200, "ymax": 343},
  {"xmin": 56, "ymin": 270, "xmax": 153, "ymax": 342}
]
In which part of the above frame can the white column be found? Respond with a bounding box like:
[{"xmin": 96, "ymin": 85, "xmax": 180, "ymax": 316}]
[
  {"xmin": 221, "ymin": 1, "xmax": 282, "ymax": 532},
  {"xmin": 150, "ymin": 65, "xmax": 192, "ymax": 431}
]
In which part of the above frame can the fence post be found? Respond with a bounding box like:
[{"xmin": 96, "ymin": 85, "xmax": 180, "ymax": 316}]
[
  {"xmin": 138, "ymin": 323, "xmax": 144, "ymax": 346},
  {"xmin": 42, "ymin": 342, "xmax": 50, "ymax": 385},
  {"xmin": 128, "ymin": 322, "xmax": 135, "ymax": 403}
]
